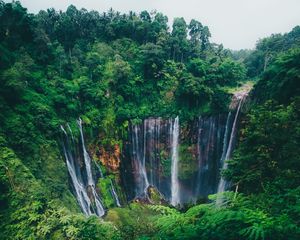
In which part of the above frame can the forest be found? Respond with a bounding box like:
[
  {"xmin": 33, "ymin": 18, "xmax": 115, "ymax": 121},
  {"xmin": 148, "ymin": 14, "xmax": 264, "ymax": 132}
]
[{"xmin": 0, "ymin": 1, "xmax": 299, "ymax": 239}]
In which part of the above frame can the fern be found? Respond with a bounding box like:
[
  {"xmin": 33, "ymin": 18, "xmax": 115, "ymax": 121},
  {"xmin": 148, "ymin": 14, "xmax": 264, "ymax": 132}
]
[
  {"xmin": 148, "ymin": 205, "xmax": 179, "ymax": 216},
  {"xmin": 240, "ymin": 224, "xmax": 265, "ymax": 240}
]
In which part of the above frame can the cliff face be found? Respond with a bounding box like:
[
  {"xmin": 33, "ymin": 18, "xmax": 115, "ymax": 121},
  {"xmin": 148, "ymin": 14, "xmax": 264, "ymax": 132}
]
[
  {"xmin": 98, "ymin": 145, "xmax": 121, "ymax": 172},
  {"xmin": 120, "ymin": 91, "xmax": 250, "ymax": 205},
  {"xmin": 61, "ymin": 91, "xmax": 250, "ymax": 210},
  {"xmin": 90, "ymin": 144, "xmax": 121, "ymax": 172},
  {"xmin": 120, "ymin": 115, "xmax": 231, "ymax": 204}
]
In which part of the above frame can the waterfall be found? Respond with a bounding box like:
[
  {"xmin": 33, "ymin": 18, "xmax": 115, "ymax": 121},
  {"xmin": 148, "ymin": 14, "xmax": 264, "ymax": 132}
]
[
  {"xmin": 170, "ymin": 116, "xmax": 180, "ymax": 206},
  {"xmin": 92, "ymin": 187, "xmax": 105, "ymax": 216},
  {"xmin": 146, "ymin": 119, "xmax": 155, "ymax": 186},
  {"xmin": 77, "ymin": 118, "xmax": 105, "ymax": 216},
  {"xmin": 61, "ymin": 125, "xmax": 67, "ymax": 135},
  {"xmin": 145, "ymin": 118, "xmax": 161, "ymax": 188},
  {"xmin": 61, "ymin": 120, "xmax": 105, "ymax": 217},
  {"xmin": 61, "ymin": 125, "xmax": 92, "ymax": 216},
  {"xmin": 110, "ymin": 179, "xmax": 121, "ymax": 207},
  {"xmin": 67, "ymin": 123, "xmax": 75, "ymax": 143},
  {"xmin": 156, "ymin": 119, "xmax": 161, "ymax": 187},
  {"xmin": 131, "ymin": 118, "xmax": 169, "ymax": 200},
  {"xmin": 220, "ymin": 112, "xmax": 232, "ymax": 168},
  {"xmin": 78, "ymin": 119, "xmax": 94, "ymax": 186},
  {"xmin": 95, "ymin": 162, "xmax": 104, "ymax": 178},
  {"xmin": 217, "ymin": 94, "xmax": 246, "ymax": 195},
  {"xmin": 142, "ymin": 122, "xmax": 150, "ymax": 194},
  {"xmin": 125, "ymin": 94, "xmax": 247, "ymax": 205},
  {"xmin": 131, "ymin": 125, "xmax": 149, "ymax": 197},
  {"xmin": 195, "ymin": 116, "xmax": 219, "ymax": 199}
]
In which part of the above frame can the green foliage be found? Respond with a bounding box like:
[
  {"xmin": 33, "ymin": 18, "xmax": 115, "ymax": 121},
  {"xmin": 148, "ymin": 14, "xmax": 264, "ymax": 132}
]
[
  {"xmin": 160, "ymin": 149, "xmax": 171, "ymax": 177},
  {"xmin": 253, "ymin": 48, "xmax": 300, "ymax": 104},
  {"xmin": 219, "ymin": 45, "xmax": 300, "ymax": 240},
  {"xmin": 226, "ymin": 91, "xmax": 300, "ymax": 193},
  {"xmin": 1, "ymin": 1, "xmax": 299, "ymax": 239},
  {"xmin": 178, "ymin": 144, "xmax": 198, "ymax": 180},
  {"xmin": 152, "ymin": 192, "xmax": 300, "ymax": 240},
  {"xmin": 217, "ymin": 58, "xmax": 246, "ymax": 85},
  {"xmin": 0, "ymin": 141, "xmax": 120, "ymax": 240},
  {"xmin": 244, "ymin": 26, "xmax": 300, "ymax": 77},
  {"xmin": 98, "ymin": 175, "xmax": 116, "ymax": 208},
  {"xmin": 105, "ymin": 204, "xmax": 158, "ymax": 239}
]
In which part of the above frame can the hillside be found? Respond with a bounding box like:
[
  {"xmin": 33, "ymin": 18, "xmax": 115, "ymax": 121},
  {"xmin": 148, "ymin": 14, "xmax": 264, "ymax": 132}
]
[{"xmin": 0, "ymin": 1, "xmax": 299, "ymax": 239}]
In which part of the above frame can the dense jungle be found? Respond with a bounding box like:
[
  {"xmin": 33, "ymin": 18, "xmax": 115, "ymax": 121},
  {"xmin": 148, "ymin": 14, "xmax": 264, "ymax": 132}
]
[{"xmin": 0, "ymin": 1, "xmax": 300, "ymax": 239}]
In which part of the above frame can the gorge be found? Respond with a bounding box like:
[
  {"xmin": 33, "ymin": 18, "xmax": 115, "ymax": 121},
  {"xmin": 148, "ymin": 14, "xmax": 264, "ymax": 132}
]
[
  {"xmin": 1, "ymin": 2, "xmax": 299, "ymax": 239},
  {"xmin": 123, "ymin": 91, "xmax": 248, "ymax": 206},
  {"xmin": 61, "ymin": 91, "xmax": 248, "ymax": 215}
]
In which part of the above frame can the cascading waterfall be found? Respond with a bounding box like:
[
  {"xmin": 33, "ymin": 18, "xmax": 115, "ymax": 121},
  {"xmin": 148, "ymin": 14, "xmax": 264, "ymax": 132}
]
[
  {"xmin": 95, "ymin": 162, "xmax": 104, "ymax": 178},
  {"xmin": 128, "ymin": 115, "xmax": 228, "ymax": 205},
  {"xmin": 125, "ymin": 92, "xmax": 248, "ymax": 205},
  {"xmin": 217, "ymin": 94, "xmax": 246, "ymax": 194},
  {"xmin": 144, "ymin": 118, "xmax": 162, "ymax": 188},
  {"xmin": 61, "ymin": 126, "xmax": 92, "ymax": 215},
  {"xmin": 155, "ymin": 119, "xmax": 161, "ymax": 188},
  {"xmin": 220, "ymin": 112, "xmax": 232, "ymax": 167},
  {"xmin": 67, "ymin": 123, "xmax": 75, "ymax": 142},
  {"xmin": 77, "ymin": 118, "xmax": 105, "ymax": 216},
  {"xmin": 78, "ymin": 119, "xmax": 94, "ymax": 186},
  {"xmin": 61, "ymin": 120, "xmax": 105, "ymax": 217},
  {"xmin": 130, "ymin": 118, "xmax": 171, "ymax": 200},
  {"xmin": 91, "ymin": 187, "xmax": 105, "ymax": 216},
  {"xmin": 110, "ymin": 179, "xmax": 121, "ymax": 207},
  {"xmin": 194, "ymin": 115, "xmax": 224, "ymax": 200},
  {"xmin": 131, "ymin": 125, "xmax": 149, "ymax": 197},
  {"xmin": 61, "ymin": 126, "xmax": 91, "ymax": 215},
  {"xmin": 170, "ymin": 116, "xmax": 180, "ymax": 206}
]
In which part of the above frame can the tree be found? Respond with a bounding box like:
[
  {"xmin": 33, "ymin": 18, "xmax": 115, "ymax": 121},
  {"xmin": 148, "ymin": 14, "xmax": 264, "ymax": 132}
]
[
  {"xmin": 253, "ymin": 48, "xmax": 300, "ymax": 104},
  {"xmin": 1, "ymin": 51, "xmax": 35, "ymax": 103},
  {"xmin": 139, "ymin": 43, "xmax": 165, "ymax": 79},
  {"xmin": 217, "ymin": 58, "xmax": 246, "ymax": 86},
  {"xmin": 171, "ymin": 17, "xmax": 188, "ymax": 62},
  {"xmin": 0, "ymin": 1, "xmax": 33, "ymax": 50},
  {"xmin": 151, "ymin": 12, "xmax": 169, "ymax": 44},
  {"xmin": 188, "ymin": 19, "xmax": 211, "ymax": 55}
]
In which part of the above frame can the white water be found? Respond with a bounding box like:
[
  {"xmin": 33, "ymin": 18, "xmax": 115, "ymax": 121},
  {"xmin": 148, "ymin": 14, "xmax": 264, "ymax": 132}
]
[
  {"xmin": 62, "ymin": 120, "xmax": 105, "ymax": 217},
  {"xmin": 60, "ymin": 125, "xmax": 67, "ymax": 135},
  {"xmin": 95, "ymin": 162, "xmax": 104, "ymax": 178},
  {"xmin": 61, "ymin": 125, "xmax": 92, "ymax": 216},
  {"xmin": 145, "ymin": 118, "xmax": 161, "ymax": 187},
  {"xmin": 77, "ymin": 118, "xmax": 105, "ymax": 216},
  {"xmin": 142, "ymin": 122, "xmax": 150, "ymax": 194},
  {"xmin": 217, "ymin": 95, "xmax": 245, "ymax": 195},
  {"xmin": 111, "ymin": 179, "xmax": 121, "ymax": 207},
  {"xmin": 78, "ymin": 118, "xmax": 94, "ymax": 186},
  {"xmin": 220, "ymin": 112, "xmax": 232, "ymax": 168},
  {"xmin": 194, "ymin": 116, "xmax": 218, "ymax": 200},
  {"xmin": 132, "ymin": 125, "xmax": 149, "ymax": 197},
  {"xmin": 67, "ymin": 123, "xmax": 75, "ymax": 142},
  {"xmin": 92, "ymin": 187, "xmax": 105, "ymax": 216},
  {"xmin": 146, "ymin": 120, "xmax": 155, "ymax": 185},
  {"xmin": 170, "ymin": 116, "xmax": 180, "ymax": 206}
]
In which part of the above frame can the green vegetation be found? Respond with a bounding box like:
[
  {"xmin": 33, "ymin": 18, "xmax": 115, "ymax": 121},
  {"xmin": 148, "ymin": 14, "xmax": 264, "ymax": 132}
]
[
  {"xmin": 152, "ymin": 192, "xmax": 299, "ymax": 240},
  {"xmin": 178, "ymin": 144, "xmax": 198, "ymax": 180},
  {"xmin": 244, "ymin": 26, "xmax": 300, "ymax": 77},
  {"xmin": 98, "ymin": 175, "xmax": 119, "ymax": 208},
  {"xmin": 0, "ymin": 1, "xmax": 300, "ymax": 239},
  {"xmin": 105, "ymin": 203, "xmax": 158, "ymax": 239},
  {"xmin": 0, "ymin": 137, "xmax": 120, "ymax": 239}
]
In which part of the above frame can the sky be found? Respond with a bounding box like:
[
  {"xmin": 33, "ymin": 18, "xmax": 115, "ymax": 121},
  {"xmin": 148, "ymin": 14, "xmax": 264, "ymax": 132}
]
[{"xmin": 9, "ymin": 0, "xmax": 300, "ymax": 50}]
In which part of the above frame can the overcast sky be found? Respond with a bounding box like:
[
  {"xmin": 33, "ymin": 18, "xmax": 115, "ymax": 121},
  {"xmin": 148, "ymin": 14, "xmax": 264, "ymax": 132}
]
[{"xmin": 9, "ymin": 0, "xmax": 300, "ymax": 50}]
